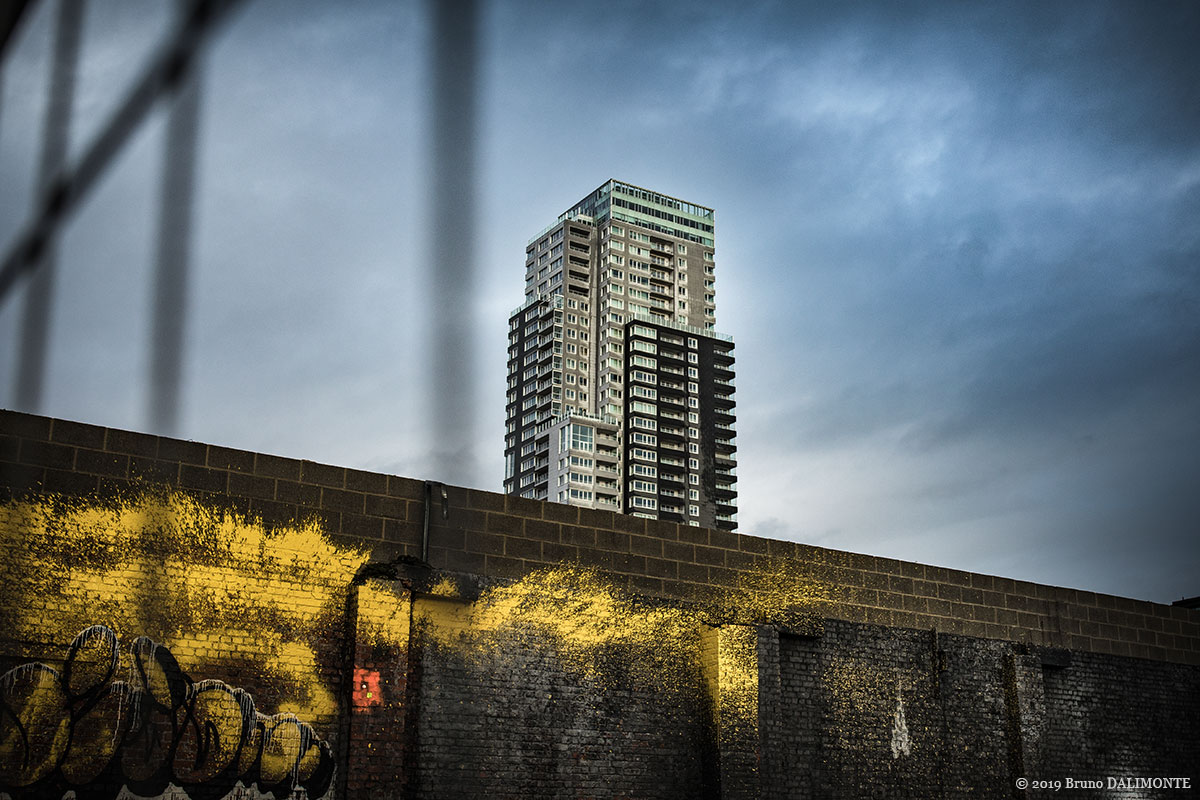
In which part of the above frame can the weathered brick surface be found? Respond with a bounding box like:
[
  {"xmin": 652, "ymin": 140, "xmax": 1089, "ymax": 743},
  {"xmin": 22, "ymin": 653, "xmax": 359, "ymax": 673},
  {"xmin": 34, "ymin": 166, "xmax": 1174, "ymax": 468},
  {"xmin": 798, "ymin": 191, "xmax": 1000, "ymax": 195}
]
[
  {"xmin": 771, "ymin": 621, "xmax": 1200, "ymax": 800},
  {"xmin": 0, "ymin": 487, "xmax": 355, "ymax": 798},
  {"xmin": 2, "ymin": 410, "xmax": 1198, "ymax": 800},
  {"xmin": 344, "ymin": 581, "xmax": 412, "ymax": 799},
  {"xmin": 407, "ymin": 625, "xmax": 709, "ymax": 800},
  {"xmin": 1040, "ymin": 650, "xmax": 1200, "ymax": 789},
  {"xmin": 774, "ymin": 623, "xmax": 947, "ymax": 799}
]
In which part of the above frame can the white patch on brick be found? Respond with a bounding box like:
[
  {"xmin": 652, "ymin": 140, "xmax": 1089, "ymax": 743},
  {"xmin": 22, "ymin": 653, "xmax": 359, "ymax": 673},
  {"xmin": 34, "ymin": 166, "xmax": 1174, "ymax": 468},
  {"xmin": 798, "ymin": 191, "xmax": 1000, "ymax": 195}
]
[{"xmin": 891, "ymin": 687, "xmax": 911, "ymax": 759}]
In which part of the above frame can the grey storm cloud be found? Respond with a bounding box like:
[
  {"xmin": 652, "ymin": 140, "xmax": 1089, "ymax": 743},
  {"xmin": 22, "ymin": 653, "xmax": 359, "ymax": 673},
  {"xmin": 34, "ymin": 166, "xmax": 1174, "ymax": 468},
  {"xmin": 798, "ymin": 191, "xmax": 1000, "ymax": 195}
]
[{"xmin": 1, "ymin": 0, "xmax": 1197, "ymax": 601}]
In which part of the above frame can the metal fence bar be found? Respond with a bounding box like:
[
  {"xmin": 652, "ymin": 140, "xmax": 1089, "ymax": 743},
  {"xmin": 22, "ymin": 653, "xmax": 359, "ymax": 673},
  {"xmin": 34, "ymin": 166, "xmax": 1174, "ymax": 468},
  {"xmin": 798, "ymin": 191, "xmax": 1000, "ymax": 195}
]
[
  {"xmin": 4, "ymin": 0, "xmax": 487, "ymax": 473},
  {"xmin": 1, "ymin": 0, "xmax": 246, "ymax": 423},
  {"xmin": 148, "ymin": 9, "xmax": 204, "ymax": 436},
  {"xmin": 428, "ymin": 0, "xmax": 480, "ymax": 483},
  {"xmin": 0, "ymin": 2, "xmax": 37, "ymax": 139},
  {"xmin": 14, "ymin": 0, "xmax": 83, "ymax": 412},
  {"xmin": 0, "ymin": 0, "xmax": 245, "ymax": 307}
]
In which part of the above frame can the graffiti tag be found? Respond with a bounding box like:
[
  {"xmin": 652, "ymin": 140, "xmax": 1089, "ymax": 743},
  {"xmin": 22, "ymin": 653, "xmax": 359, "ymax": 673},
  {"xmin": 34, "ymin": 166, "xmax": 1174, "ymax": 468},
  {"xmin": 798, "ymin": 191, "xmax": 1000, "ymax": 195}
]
[{"xmin": 0, "ymin": 626, "xmax": 334, "ymax": 800}]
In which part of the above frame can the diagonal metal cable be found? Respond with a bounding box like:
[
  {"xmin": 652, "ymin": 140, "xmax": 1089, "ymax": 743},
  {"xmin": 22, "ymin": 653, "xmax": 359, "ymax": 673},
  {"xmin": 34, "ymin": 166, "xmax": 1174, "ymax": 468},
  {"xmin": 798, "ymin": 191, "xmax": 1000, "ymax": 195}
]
[
  {"xmin": 0, "ymin": 1, "xmax": 34, "ymax": 60},
  {"xmin": 0, "ymin": 0, "xmax": 248, "ymax": 308}
]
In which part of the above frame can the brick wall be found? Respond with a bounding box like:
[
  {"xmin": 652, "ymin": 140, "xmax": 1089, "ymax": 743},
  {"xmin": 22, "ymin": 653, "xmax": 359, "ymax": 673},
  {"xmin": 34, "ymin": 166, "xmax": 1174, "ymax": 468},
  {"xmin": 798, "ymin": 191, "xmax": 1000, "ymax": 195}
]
[
  {"xmin": 2, "ymin": 410, "xmax": 1198, "ymax": 800},
  {"xmin": 3, "ymin": 410, "xmax": 1196, "ymax": 666},
  {"xmin": 1040, "ymin": 650, "xmax": 1200, "ymax": 786},
  {"xmin": 405, "ymin": 621, "xmax": 710, "ymax": 799},
  {"xmin": 768, "ymin": 620, "xmax": 1200, "ymax": 799}
]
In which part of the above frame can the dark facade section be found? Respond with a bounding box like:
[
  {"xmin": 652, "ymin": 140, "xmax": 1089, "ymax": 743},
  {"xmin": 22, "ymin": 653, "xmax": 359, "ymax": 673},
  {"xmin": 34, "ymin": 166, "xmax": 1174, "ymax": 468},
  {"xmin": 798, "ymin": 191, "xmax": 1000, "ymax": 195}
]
[
  {"xmin": 505, "ymin": 293, "xmax": 562, "ymax": 498},
  {"xmin": 624, "ymin": 319, "xmax": 737, "ymax": 529},
  {"xmin": 699, "ymin": 333, "xmax": 738, "ymax": 529}
]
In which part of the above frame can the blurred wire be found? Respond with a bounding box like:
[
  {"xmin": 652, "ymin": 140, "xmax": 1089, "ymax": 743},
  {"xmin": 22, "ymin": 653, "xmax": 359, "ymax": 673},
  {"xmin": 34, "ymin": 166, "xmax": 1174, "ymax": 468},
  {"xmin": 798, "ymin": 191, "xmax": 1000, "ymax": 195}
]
[
  {"xmin": 1, "ymin": 0, "xmax": 247, "ymax": 424},
  {"xmin": 428, "ymin": 0, "xmax": 480, "ymax": 485},
  {"xmin": 149, "ymin": 6, "xmax": 205, "ymax": 437},
  {"xmin": 14, "ymin": 0, "xmax": 82, "ymax": 413},
  {"xmin": 0, "ymin": 0, "xmax": 35, "ymax": 139},
  {"xmin": 0, "ymin": 2, "xmax": 34, "ymax": 60},
  {"xmin": 4, "ymin": 0, "xmax": 486, "ymax": 470}
]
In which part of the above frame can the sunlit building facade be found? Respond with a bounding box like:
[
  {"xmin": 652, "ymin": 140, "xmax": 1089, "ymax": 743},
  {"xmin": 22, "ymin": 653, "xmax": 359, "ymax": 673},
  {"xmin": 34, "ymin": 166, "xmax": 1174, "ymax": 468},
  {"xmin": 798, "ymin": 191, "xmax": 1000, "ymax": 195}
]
[{"xmin": 503, "ymin": 180, "xmax": 737, "ymax": 530}]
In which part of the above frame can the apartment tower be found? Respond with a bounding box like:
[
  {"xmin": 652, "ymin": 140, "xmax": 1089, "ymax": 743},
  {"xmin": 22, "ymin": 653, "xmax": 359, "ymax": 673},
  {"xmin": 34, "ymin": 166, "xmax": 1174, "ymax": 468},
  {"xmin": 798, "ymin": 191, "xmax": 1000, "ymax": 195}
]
[{"xmin": 503, "ymin": 180, "xmax": 737, "ymax": 530}]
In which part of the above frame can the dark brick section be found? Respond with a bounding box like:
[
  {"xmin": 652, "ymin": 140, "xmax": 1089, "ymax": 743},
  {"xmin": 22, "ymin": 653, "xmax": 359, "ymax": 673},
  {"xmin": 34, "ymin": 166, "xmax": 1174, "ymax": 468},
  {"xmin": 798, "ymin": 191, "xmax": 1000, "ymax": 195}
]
[
  {"xmin": 770, "ymin": 620, "xmax": 1200, "ymax": 800},
  {"xmin": 1040, "ymin": 650, "xmax": 1200, "ymax": 792},
  {"xmin": 773, "ymin": 624, "xmax": 947, "ymax": 799},
  {"xmin": 343, "ymin": 583, "xmax": 411, "ymax": 798},
  {"xmin": 407, "ymin": 626, "xmax": 710, "ymax": 800}
]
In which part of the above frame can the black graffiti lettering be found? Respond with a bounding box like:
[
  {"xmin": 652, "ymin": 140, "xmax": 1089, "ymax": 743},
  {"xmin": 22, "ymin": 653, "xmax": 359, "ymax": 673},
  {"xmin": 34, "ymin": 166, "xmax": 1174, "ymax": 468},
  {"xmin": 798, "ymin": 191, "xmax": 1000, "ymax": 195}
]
[{"xmin": 0, "ymin": 626, "xmax": 334, "ymax": 800}]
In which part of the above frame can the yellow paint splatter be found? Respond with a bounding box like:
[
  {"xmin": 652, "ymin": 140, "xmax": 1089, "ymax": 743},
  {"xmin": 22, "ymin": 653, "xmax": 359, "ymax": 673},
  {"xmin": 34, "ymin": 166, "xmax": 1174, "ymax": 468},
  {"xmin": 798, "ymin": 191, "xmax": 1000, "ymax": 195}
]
[
  {"xmin": 1, "ymin": 490, "xmax": 835, "ymax": 749},
  {"xmin": 417, "ymin": 566, "xmax": 697, "ymax": 691},
  {"xmin": 356, "ymin": 579, "xmax": 411, "ymax": 650},
  {"xmin": 413, "ymin": 562, "xmax": 827, "ymax": 726},
  {"xmin": 427, "ymin": 575, "xmax": 459, "ymax": 598},
  {"xmin": 725, "ymin": 557, "xmax": 835, "ymax": 625},
  {"xmin": 714, "ymin": 625, "xmax": 759, "ymax": 742},
  {"xmin": 0, "ymin": 491, "xmax": 370, "ymax": 721}
]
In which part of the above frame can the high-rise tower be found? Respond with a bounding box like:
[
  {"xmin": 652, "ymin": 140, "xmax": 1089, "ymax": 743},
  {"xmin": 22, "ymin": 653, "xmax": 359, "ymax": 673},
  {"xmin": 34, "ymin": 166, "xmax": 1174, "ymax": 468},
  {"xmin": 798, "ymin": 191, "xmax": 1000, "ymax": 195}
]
[{"xmin": 503, "ymin": 180, "xmax": 737, "ymax": 530}]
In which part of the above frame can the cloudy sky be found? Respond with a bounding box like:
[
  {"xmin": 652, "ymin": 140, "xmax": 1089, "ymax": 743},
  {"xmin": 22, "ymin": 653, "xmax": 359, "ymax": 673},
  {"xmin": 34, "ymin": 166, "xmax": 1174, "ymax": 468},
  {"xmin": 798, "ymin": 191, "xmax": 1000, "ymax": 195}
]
[{"xmin": 2, "ymin": 0, "xmax": 1197, "ymax": 603}]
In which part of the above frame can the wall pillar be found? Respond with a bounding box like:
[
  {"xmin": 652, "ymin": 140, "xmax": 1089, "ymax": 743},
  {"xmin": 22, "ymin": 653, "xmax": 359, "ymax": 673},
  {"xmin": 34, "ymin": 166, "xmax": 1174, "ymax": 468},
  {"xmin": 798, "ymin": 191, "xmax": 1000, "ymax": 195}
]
[
  {"xmin": 701, "ymin": 623, "xmax": 775, "ymax": 799},
  {"xmin": 1003, "ymin": 648, "xmax": 1047, "ymax": 791}
]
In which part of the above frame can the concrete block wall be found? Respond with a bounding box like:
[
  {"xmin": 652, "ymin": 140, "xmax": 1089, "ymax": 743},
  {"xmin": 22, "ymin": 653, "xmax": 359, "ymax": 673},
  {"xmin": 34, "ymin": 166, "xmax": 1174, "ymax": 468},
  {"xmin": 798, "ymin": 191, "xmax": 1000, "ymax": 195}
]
[{"xmin": 3, "ymin": 410, "xmax": 1197, "ymax": 666}]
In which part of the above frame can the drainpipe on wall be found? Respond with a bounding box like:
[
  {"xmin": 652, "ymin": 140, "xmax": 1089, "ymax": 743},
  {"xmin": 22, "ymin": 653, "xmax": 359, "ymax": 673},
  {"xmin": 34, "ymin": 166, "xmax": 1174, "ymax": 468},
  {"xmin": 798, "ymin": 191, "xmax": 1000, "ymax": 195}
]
[{"xmin": 423, "ymin": 481, "xmax": 447, "ymax": 563}]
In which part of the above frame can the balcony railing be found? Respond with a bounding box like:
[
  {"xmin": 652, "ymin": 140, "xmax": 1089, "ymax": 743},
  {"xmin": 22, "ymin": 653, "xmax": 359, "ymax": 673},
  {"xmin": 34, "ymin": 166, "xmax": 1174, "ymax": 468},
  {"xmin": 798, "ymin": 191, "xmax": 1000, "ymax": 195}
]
[{"xmin": 626, "ymin": 312, "xmax": 733, "ymax": 343}]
